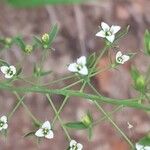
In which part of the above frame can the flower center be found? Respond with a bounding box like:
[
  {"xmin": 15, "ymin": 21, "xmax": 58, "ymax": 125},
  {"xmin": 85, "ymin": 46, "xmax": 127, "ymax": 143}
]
[
  {"xmin": 0, "ymin": 121, "xmax": 4, "ymax": 127},
  {"xmin": 7, "ymin": 68, "xmax": 13, "ymax": 76},
  {"xmin": 105, "ymin": 30, "xmax": 112, "ymax": 36},
  {"xmin": 42, "ymin": 128, "xmax": 49, "ymax": 135},
  {"xmin": 72, "ymin": 145, "xmax": 77, "ymax": 150},
  {"xmin": 76, "ymin": 64, "xmax": 83, "ymax": 71},
  {"xmin": 117, "ymin": 57, "xmax": 123, "ymax": 63}
]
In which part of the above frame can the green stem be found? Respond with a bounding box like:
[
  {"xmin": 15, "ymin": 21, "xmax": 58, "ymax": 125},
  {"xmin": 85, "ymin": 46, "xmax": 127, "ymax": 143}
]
[
  {"xmin": 94, "ymin": 101, "xmax": 134, "ymax": 148},
  {"xmin": 62, "ymin": 80, "xmax": 83, "ymax": 90},
  {"xmin": 52, "ymin": 81, "xmax": 86, "ymax": 126},
  {"xmin": 14, "ymin": 92, "xmax": 41, "ymax": 125},
  {"xmin": 46, "ymin": 94, "xmax": 71, "ymax": 141},
  {"xmin": 8, "ymin": 95, "xmax": 25, "ymax": 119},
  {"xmin": 93, "ymin": 105, "xmax": 123, "ymax": 126},
  {"xmin": 89, "ymin": 45, "xmax": 110, "ymax": 77},
  {"xmin": 0, "ymin": 83, "xmax": 147, "ymax": 111},
  {"xmin": 42, "ymin": 74, "xmax": 75, "ymax": 86},
  {"xmin": 88, "ymin": 82, "xmax": 134, "ymax": 148}
]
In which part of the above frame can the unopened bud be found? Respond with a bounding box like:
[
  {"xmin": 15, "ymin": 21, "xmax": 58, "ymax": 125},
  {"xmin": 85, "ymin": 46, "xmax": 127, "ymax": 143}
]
[
  {"xmin": 25, "ymin": 45, "xmax": 33, "ymax": 54},
  {"xmin": 42, "ymin": 33, "xmax": 49, "ymax": 43}
]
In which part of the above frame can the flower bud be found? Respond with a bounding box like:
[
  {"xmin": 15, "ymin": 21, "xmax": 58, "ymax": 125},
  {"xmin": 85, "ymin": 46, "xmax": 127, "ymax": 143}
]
[
  {"xmin": 5, "ymin": 37, "xmax": 12, "ymax": 45},
  {"xmin": 42, "ymin": 33, "xmax": 49, "ymax": 44},
  {"xmin": 81, "ymin": 113, "xmax": 92, "ymax": 127},
  {"xmin": 135, "ymin": 75, "xmax": 145, "ymax": 91},
  {"xmin": 25, "ymin": 45, "xmax": 33, "ymax": 54}
]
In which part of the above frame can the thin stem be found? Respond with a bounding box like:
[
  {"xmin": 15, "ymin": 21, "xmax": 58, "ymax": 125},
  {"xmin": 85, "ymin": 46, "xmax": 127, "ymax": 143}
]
[
  {"xmin": 62, "ymin": 79, "xmax": 83, "ymax": 90},
  {"xmin": 89, "ymin": 45, "xmax": 110, "ymax": 77},
  {"xmin": 14, "ymin": 92, "xmax": 41, "ymax": 125},
  {"xmin": 93, "ymin": 105, "xmax": 123, "ymax": 126},
  {"xmin": 46, "ymin": 94, "xmax": 71, "ymax": 141},
  {"xmin": 88, "ymin": 83, "xmax": 134, "ymax": 148},
  {"xmin": 42, "ymin": 74, "xmax": 75, "ymax": 86},
  {"xmin": 52, "ymin": 81, "xmax": 86, "ymax": 126},
  {"xmin": 8, "ymin": 95, "xmax": 25, "ymax": 119},
  {"xmin": 94, "ymin": 101, "xmax": 134, "ymax": 148}
]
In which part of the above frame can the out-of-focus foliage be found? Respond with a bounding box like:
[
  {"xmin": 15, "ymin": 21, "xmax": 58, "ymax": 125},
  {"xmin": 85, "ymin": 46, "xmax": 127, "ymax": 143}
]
[
  {"xmin": 144, "ymin": 30, "xmax": 150, "ymax": 56},
  {"xmin": 6, "ymin": 0, "xmax": 87, "ymax": 7}
]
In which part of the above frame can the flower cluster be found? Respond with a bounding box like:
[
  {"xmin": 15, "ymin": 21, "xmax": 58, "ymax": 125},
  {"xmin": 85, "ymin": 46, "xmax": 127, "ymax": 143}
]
[{"xmin": 0, "ymin": 22, "xmax": 146, "ymax": 150}]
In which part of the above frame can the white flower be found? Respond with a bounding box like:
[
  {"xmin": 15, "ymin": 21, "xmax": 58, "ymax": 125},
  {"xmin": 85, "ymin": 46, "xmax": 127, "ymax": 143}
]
[
  {"xmin": 0, "ymin": 115, "xmax": 8, "ymax": 131},
  {"xmin": 136, "ymin": 143, "xmax": 150, "ymax": 150},
  {"xmin": 69, "ymin": 140, "xmax": 83, "ymax": 150},
  {"xmin": 68, "ymin": 56, "xmax": 88, "ymax": 75},
  {"xmin": 116, "ymin": 51, "xmax": 130, "ymax": 64},
  {"xmin": 0, "ymin": 65, "xmax": 16, "ymax": 79},
  {"xmin": 35, "ymin": 121, "xmax": 54, "ymax": 139},
  {"xmin": 96, "ymin": 22, "xmax": 121, "ymax": 43},
  {"xmin": 127, "ymin": 122, "xmax": 133, "ymax": 129}
]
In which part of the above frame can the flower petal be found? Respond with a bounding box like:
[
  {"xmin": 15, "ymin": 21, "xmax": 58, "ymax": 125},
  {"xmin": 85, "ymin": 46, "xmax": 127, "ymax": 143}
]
[
  {"xmin": 5, "ymin": 74, "xmax": 13, "ymax": 79},
  {"xmin": 116, "ymin": 51, "xmax": 122, "ymax": 58},
  {"xmin": 0, "ymin": 66, "xmax": 9, "ymax": 74},
  {"xmin": 42, "ymin": 121, "xmax": 51, "ymax": 129},
  {"xmin": 3, "ymin": 123, "xmax": 8, "ymax": 129},
  {"xmin": 115, "ymin": 51, "xmax": 123, "ymax": 63},
  {"xmin": 9, "ymin": 66, "xmax": 16, "ymax": 75},
  {"xmin": 106, "ymin": 35, "xmax": 115, "ymax": 43},
  {"xmin": 70, "ymin": 140, "xmax": 77, "ymax": 147},
  {"xmin": 101, "ymin": 22, "xmax": 110, "ymax": 31},
  {"xmin": 77, "ymin": 143, "xmax": 83, "ymax": 150},
  {"xmin": 35, "ymin": 128, "xmax": 44, "ymax": 137},
  {"xmin": 110, "ymin": 25, "xmax": 121, "ymax": 34},
  {"xmin": 45, "ymin": 130, "xmax": 54, "ymax": 139},
  {"xmin": 0, "ymin": 116, "xmax": 7, "ymax": 123},
  {"xmin": 95, "ymin": 30, "xmax": 106, "ymax": 38},
  {"xmin": 136, "ymin": 143, "xmax": 150, "ymax": 150},
  {"xmin": 68, "ymin": 63, "xmax": 78, "ymax": 72},
  {"xmin": 78, "ymin": 66, "xmax": 88, "ymax": 75},
  {"xmin": 122, "ymin": 55, "xmax": 130, "ymax": 64},
  {"xmin": 77, "ymin": 56, "xmax": 86, "ymax": 65}
]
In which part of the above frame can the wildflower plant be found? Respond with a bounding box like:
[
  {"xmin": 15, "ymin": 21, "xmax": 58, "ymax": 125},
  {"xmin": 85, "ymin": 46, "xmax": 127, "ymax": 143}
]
[{"xmin": 0, "ymin": 22, "xmax": 150, "ymax": 150}]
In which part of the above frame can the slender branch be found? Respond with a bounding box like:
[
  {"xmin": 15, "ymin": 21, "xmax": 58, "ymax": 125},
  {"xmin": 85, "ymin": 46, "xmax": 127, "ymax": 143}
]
[
  {"xmin": 46, "ymin": 94, "xmax": 71, "ymax": 141},
  {"xmin": 88, "ymin": 82, "xmax": 134, "ymax": 148}
]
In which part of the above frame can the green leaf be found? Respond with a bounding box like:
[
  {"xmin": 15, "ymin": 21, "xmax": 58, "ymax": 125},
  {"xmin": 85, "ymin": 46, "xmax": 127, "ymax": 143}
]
[
  {"xmin": 0, "ymin": 59, "xmax": 9, "ymax": 66},
  {"xmin": 131, "ymin": 66, "xmax": 140, "ymax": 81},
  {"xmin": 48, "ymin": 24, "xmax": 59, "ymax": 47},
  {"xmin": 65, "ymin": 121, "xmax": 87, "ymax": 130},
  {"xmin": 88, "ymin": 126, "xmax": 93, "ymax": 140},
  {"xmin": 6, "ymin": 0, "xmax": 86, "ymax": 7},
  {"xmin": 87, "ymin": 53, "xmax": 96, "ymax": 68},
  {"xmin": 16, "ymin": 68, "xmax": 22, "ymax": 76},
  {"xmin": 33, "ymin": 36, "xmax": 42, "ymax": 47},
  {"xmin": 15, "ymin": 37, "xmax": 26, "ymax": 51},
  {"xmin": 144, "ymin": 30, "xmax": 150, "ymax": 55},
  {"xmin": 131, "ymin": 66, "xmax": 146, "ymax": 92},
  {"xmin": 138, "ymin": 133, "xmax": 150, "ymax": 146}
]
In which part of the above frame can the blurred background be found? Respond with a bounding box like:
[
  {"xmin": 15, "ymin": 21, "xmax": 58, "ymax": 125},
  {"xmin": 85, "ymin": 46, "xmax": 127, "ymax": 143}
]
[{"xmin": 0, "ymin": 0, "xmax": 150, "ymax": 149}]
